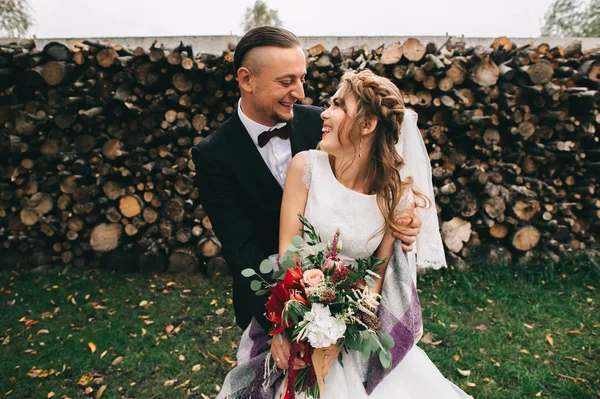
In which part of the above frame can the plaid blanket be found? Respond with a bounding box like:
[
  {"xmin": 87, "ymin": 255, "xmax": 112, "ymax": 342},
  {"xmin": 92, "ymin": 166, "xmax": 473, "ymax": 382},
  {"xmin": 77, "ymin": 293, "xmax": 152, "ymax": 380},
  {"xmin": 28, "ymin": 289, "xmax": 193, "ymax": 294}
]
[{"xmin": 216, "ymin": 240, "xmax": 422, "ymax": 398}]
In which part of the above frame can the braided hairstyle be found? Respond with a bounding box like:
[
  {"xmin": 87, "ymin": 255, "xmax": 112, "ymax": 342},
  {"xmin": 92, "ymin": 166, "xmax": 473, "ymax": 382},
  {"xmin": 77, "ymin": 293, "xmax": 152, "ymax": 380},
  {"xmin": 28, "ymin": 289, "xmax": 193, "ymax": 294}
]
[{"xmin": 335, "ymin": 69, "xmax": 414, "ymax": 234}]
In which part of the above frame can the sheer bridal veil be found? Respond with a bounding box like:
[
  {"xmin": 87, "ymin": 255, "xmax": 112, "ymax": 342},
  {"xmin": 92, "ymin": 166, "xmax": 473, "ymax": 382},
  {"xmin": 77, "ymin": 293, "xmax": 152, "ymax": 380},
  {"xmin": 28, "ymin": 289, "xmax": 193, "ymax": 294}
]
[{"xmin": 396, "ymin": 109, "xmax": 447, "ymax": 281}]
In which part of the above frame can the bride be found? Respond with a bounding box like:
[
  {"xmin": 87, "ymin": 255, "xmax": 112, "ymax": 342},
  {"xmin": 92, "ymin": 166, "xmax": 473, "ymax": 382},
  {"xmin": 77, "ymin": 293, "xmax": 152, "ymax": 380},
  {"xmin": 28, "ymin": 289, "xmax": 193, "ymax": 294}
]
[{"xmin": 217, "ymin": 70, "xmax": 470, "ymax": 398}]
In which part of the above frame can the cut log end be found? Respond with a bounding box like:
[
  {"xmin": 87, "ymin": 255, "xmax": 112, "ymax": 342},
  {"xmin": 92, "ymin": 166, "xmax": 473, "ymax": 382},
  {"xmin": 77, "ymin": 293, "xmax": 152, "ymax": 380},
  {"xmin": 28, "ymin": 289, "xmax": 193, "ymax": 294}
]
[
  {"xmin": 119, "ymin": 195, "xmax": 143, "ymax": 218},
  {"xmin": 441, "ymin": 217, "xmax": 472, "ymax": 253},
  {"xmin": 90, "ymin": 223, "xmax": 122, "ymax": 252},
  {"xmin": 512, "ymin": 226, "xmax": 541, "ymax": 251}
]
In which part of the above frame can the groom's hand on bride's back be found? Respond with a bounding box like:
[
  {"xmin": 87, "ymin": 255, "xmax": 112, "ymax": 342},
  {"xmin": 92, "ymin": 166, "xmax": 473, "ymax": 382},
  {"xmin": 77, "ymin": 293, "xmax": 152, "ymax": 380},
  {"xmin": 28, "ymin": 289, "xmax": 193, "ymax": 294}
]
[
  {"xmin": 271, "ymin": 334, "xmax": 307, "ymax": 370},
  {"xmin": 392, "ymin": 213, "xmax": 422, "ymax": 252}
]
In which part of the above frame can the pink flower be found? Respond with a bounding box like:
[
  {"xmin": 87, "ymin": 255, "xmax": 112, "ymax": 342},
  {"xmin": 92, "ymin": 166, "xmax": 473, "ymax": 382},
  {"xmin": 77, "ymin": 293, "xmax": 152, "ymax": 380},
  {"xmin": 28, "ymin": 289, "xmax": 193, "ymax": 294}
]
[
  {"xmin": 303, "ymin": 269, "xmax": 325, "ymax": 287},
  {"xmin": 323, "ymin": 257, "xmax": 345, "ymax": 272}
]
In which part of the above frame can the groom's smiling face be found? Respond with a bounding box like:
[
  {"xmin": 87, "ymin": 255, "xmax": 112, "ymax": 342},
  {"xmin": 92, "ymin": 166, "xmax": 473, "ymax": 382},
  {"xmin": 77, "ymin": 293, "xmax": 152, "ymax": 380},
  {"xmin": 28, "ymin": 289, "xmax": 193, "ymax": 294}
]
[{"xmin": 238, "ymin": 45, "xmax": 306, "ymax": 126}]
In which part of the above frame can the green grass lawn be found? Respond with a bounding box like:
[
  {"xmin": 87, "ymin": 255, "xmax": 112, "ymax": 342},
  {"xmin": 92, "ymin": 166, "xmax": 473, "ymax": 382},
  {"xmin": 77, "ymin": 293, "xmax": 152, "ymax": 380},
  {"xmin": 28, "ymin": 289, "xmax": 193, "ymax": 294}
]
[{"xmin": 1, "ymin": 254, "xmax": 598, "ymax": 399}]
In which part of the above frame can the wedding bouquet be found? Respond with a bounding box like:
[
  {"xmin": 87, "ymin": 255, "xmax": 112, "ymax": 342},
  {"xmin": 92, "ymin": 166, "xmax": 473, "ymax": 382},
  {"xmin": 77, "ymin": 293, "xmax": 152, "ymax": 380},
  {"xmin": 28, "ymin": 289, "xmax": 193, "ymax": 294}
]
[{"xmin": 242, "ymin": 215, "xmax": 394, "ymax": 399}]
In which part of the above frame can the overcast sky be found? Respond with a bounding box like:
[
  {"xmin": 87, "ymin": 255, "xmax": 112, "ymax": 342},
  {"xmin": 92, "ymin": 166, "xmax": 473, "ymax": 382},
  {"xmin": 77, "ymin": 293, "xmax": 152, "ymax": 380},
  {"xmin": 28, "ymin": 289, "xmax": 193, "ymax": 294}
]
[{"xmin": 27, "ymin": 0, "xmax": 555, "ymax": 38}]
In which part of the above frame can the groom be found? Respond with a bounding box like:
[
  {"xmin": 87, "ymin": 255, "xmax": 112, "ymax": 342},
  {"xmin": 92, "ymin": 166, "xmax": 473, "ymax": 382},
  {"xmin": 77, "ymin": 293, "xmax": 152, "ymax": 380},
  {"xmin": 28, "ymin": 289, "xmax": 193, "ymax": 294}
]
[{"xmin": 191, "ymin": 26, "xmax": 422, "ymax": 369}]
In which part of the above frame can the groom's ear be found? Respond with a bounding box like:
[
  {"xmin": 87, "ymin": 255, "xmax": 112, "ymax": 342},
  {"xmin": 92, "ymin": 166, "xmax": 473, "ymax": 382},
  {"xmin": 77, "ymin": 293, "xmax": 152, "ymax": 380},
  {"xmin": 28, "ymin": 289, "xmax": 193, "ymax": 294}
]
[{"xmin": 237, "ymin": 67, "xmax": 253, "ymax": 93}]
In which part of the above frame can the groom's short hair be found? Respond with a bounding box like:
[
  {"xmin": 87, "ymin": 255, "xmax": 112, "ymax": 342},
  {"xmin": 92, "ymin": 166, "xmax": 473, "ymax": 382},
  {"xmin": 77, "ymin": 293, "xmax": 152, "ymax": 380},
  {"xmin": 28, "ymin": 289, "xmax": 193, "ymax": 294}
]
[{"xmin": 233, "ymin": 26, "xmax": 301, "ymax": 75}]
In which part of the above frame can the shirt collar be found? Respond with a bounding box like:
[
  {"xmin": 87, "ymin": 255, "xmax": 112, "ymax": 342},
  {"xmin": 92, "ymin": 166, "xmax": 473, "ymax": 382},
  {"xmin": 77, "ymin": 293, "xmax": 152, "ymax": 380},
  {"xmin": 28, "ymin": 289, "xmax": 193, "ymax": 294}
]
[{"xmin": 238, "ymin": 100, "xmax": 288, "ymax": 146}]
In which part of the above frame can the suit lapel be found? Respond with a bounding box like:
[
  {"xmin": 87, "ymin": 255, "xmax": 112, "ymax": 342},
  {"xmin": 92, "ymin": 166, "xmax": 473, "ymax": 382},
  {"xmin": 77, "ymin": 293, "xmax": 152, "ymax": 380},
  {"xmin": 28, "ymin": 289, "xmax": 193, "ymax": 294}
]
[
  {"xmin": 290, "ymin": 105, "xmax": 307, "ymax": 156},
  {"xmin": 226, "ymin": 111, "xmax": 283, "ymax": 197}
]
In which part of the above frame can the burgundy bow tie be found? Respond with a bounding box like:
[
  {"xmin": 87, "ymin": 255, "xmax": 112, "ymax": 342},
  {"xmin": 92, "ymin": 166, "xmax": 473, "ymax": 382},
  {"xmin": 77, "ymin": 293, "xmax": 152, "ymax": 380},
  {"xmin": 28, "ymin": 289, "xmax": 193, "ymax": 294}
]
[{"xmin": 257, "ymin": 124, "xmax": 292, "ymax": 148}]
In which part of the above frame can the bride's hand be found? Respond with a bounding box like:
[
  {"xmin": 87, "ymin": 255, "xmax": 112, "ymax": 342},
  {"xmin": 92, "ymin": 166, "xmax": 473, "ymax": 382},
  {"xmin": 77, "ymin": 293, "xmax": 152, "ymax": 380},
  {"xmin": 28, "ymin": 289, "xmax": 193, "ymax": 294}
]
[
  {"xmin": 322, "ymin": 342, "xmax": 343, "ymax": 370},
  {"xmin": 392, "ymin": 212, "xmax": 422, "ymax": 252},
  {"xmin": 271, "ymin": 334, "xmax": 307, "ymax": 370}
]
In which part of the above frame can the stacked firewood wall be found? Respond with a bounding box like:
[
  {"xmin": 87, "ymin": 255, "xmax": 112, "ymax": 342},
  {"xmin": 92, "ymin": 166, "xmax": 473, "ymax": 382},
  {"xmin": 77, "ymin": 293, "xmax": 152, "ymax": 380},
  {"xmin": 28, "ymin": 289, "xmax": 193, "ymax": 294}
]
[{"xmin": 0, "ymin": 37, "xmax": 598, "ymax": 273}]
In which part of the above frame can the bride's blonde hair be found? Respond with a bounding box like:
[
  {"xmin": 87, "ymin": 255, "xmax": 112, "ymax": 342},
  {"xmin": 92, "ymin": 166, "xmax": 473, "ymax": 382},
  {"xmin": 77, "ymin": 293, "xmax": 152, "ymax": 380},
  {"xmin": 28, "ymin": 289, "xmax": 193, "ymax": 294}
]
[{"xmin": 334, "ymin": 70, "xmax": 428, "ymax": 234}]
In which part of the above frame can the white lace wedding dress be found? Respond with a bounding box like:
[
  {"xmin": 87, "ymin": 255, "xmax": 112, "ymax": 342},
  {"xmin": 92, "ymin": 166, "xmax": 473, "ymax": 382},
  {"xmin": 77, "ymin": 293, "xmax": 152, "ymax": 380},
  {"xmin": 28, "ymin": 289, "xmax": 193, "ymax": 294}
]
[{"xmin": 274, "ymin": 149, "xmax": 471, "ymax": 399}]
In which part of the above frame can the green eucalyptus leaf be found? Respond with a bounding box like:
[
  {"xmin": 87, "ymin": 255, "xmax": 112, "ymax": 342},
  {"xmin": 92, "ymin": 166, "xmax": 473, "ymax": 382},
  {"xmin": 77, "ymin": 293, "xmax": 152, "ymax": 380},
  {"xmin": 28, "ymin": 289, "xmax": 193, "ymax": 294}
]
[
  {"xmin": 292, "ymin": 236, "xmax": 304, "ymax": 248},
  {"xmin": 370, "ymin": 334, "xmax": 380, "ymax": 352},
  {"xmin": 380, "ymin": 333, "xmax": 395, "ymax": 349},
  {"xmin": 259, "ymin": 259, "xmax": 274, "ymax": 274},
  {"xmin": 379, "ymin": 349, "xmax": 392, "ymax": 369},
  {"xmin": 313, "ymin": 242, "xmax": 327, "ymax": 252},
  {"xmin": 287, "ymin": 244, "xmax": 298, "ymax": 252},
  {"xmin": 281, "ymin": 259, "xmax": 296, "ymax": 269},
  {"xmin": 272, "ymin": 270, "xmax": 285, "ymax": 280},
  {"xmin": 241, "ymin": 268, "xmax": 256, "ymax": 277},
  {"xmin": 284, "ymin": 250, "xmax": 295, "ymax": 258},
  {"xmin": 360, "ymin": 342, "xmax": 372, "ymax": 362},
  {"xmin": 250, "ymin": 280, "xmax": 262, "ymax": 291},
  {"xmin": 255, "ymin": 289, "xmax": 269, "ymax": 296},
  {"xmin": 345, "ymin": 333, "xmax": 360, "ymax": 351}
]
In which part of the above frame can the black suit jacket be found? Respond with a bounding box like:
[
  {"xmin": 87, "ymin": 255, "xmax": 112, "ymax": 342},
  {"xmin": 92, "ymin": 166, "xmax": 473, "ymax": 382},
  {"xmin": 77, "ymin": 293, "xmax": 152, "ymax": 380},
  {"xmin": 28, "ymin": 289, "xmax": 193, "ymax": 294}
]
[{"xmin": 191, "ymin": 104, "xmax": 323, "ymax": 331}]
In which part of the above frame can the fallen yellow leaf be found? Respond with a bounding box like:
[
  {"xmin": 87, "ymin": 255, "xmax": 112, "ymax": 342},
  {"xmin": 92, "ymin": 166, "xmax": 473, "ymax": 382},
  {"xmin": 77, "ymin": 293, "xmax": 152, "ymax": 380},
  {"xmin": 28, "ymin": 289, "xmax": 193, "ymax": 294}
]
[
  {"xmin": 27, "ymin": 368, "xmax": 55, "ymax": 378},
  {"xmin": 421, "ymin": 332, "xmax": 434, "ymax": 344},
  {"xmin": 112, "ymin": 356, "xmax": 124, "ymax": 366},
  {"xmin": 77, "ymin": 373, "xmax": 93, "ymax": 386},
  {"xmin": 545, "ymin": 333, "xmax": 554, "ymax": 347},
  {"xmin": 88, "ymin": 342, "xmax": 97, "ymax": 354},
  {"xmin": 223, "ymin": 356, "xmax": 237, "ymax": 365},
  {"xmin": 165, "ymin": 324, "xmax": 174, "ymax": 335},
  {"xmin": 192, "ymin": 364, "xmax": 201, "ymax": 372},
  {"xmin": 457, "ymin": 368, "xmax": 471, "ymax": 377},
  {"xmin": 96, "ymin": 385, "xmax": 107, "ymax": 399},
  {"xmin": 48, "ymin": 392, "xmax": 55, "ymax": 398},
  {"xmin": 173, "ymin": 323, "xmax": 183, "ymax": 334},
  {"xmin": 164, "ymin": 379, "xmax": 177, "ymax": 387},
  {"xmin": 519, "ymin": 349, "xmax": 530, "ymax": 355},
  {"xmin": 175, "ymin": 380, "xmax": 190, "ymax": 389}
]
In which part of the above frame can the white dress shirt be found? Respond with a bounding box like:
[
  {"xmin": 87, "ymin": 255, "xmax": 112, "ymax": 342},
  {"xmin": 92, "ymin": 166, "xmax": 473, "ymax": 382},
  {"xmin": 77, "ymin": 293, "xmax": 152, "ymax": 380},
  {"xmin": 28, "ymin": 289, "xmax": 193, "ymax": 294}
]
[{"xmin": 238, "ymin": 100, "xmax": 292, "ymax": 188}]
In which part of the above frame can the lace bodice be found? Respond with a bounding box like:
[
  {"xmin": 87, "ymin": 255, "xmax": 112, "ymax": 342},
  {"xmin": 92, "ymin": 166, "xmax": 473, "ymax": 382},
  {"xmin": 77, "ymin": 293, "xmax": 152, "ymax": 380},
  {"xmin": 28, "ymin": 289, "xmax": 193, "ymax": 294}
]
[{"xmin": 300, "ymin": 150, "xmax": 413, "ymax": 260}]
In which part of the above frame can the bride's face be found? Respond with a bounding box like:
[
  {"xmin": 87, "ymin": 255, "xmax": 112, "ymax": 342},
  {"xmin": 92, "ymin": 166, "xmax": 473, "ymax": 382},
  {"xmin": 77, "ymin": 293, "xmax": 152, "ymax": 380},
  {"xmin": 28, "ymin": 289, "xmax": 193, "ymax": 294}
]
[{"xmin": 319, "ymin": 91, "xmax": 358, "ymax": 156}]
